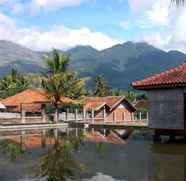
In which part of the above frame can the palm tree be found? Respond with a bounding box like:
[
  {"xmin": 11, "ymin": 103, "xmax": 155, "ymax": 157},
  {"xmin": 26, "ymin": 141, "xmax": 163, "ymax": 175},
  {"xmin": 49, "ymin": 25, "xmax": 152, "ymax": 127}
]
[
  {"xmin": 36, "ymin": 133, "xmax": 85, "ymax": 181},
  {"xmin": 42, "ymin": 49, "xmax": 85, "ymax": 122}
]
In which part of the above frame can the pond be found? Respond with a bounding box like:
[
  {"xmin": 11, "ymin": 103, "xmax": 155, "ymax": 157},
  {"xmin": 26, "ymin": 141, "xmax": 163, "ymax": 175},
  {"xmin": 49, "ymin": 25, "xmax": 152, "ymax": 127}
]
[{"xmin": 0, "ymin": 128, "xmax": 185, "ymax": 181}]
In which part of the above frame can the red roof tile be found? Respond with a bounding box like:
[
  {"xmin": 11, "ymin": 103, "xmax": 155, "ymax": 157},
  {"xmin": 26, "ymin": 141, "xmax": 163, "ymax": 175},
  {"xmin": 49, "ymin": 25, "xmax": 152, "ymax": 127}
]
[
  {"xmin": 1, "ymin": 89, "xmax": 75, "ymax": 112},
  {"xmin": 132, "ymin": 61, "xmax": 186, "ymax": 89},
  {"xmin": 84, "ymin": 96, "xmax": 135, "ymax": 111}
]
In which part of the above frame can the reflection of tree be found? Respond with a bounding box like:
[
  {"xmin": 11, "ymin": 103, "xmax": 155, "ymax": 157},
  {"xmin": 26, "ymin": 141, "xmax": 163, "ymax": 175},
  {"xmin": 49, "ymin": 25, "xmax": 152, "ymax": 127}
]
[
  {"xmin": 0, "ymin": 139, "xmax": 25, "ymax": 161},
  {"xmin": 36, "ymin": 131, "xmax": 86, "ymax": 181}
]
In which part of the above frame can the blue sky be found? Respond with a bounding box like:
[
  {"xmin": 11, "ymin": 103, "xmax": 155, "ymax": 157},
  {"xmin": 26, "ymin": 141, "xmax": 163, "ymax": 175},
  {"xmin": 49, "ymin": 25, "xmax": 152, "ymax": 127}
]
[{"xmin": 0, "ymin": 0, "xmax": 186, "ymax": 52}]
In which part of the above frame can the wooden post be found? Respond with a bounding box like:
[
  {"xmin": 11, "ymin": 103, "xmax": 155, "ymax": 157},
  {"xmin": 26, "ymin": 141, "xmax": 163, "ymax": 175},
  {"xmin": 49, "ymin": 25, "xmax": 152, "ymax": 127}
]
[
  {"xmin": 75, "ymin": 108, "xmax": 78, "ymax": 122},
  {"xmin": 123, "ymin": 112, "xmax": 125, "ymax": 121},
  {"xmin": 91, "ymin": 108, "xmax": 95, "ymax": 132},
  {"xmin": 41, "ymin": 130, "xmax": 46, "ymax": 147},
  {"xmin": 113, "ymin": 112, "xmax": 116, "ymax": 124},
  {"xmin": 103, "ymin": 106, "xmax": 106, "ymax": 123},
  {"xmin": 83, "ymin": 107, "xmax": 86, "ymax": 121},
  {"xmin": 146, "ymin": 112, "xmax": 149, "ymax": 121},
  {"xmin": 75, "ymin": 108, "xmax": 78, "ymax": 137},
  {"xmin": 21, "ymin": 110, "xmax": 26, "ymax": 124},
  {"xmin": 91, "ymin": 108, "xmax": 95, "ymax": 124},
  {"xmin": 103, "ymin": 129, "xmax": 106, "ymax": 136},
  {"xmin": 42, "ymin": 106, "xmax": 46, "ymax": 123},
  {"xmin": 131, "ymin": 113, "xmax": 134, "ymax": 121},
  {"xmin": 65, "ymin": 108, "xmax": 69, "ymax": 122},
  {"xmin": 139, "ymin": 112, "xmax": 142, "ymax": 121},
  {"xmin": 54, "ymin": 129, "xmax": 58, "ymax": 144},
  {"xmin": 20, "ymin": 130, "xmax": 26, "ymax": 152}
]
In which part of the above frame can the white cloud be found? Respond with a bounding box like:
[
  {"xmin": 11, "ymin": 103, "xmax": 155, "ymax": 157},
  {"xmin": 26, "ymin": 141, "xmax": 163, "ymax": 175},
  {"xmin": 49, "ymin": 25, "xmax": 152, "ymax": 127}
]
[
  {"xmin": 30, "ymin": 0, "xmax": 90, "ymax": 13},
  {"xmin": 145, "ymin": 0, "xmax": 171, "ymax": 26},
  {"xmin": 136, "ymin": 1, "xmax": 186, "ymax": 52},
  {"xmin": 128, "ymin": 0, "xmax": 154, "ymax": 13},
  {"xmin": 0, "ymin": 12, "xmax": 122, "ymax": 51}
]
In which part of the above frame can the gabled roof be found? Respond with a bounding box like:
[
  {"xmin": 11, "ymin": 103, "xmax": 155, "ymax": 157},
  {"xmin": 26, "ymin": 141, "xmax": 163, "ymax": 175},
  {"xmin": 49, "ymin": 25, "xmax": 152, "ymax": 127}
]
[
  {"xmin": 132, "ymin": 61, "xmax": 186, "ymax": 90},
  {"xmin": 0, "ymin": 102, "xmax": 6, "ymax": 109},
  {"xmin": 1, "ymin": 89, "xmax": 75, "ymax": 112},
  {"xmin": 84, "ymin": 96, "xmax": 135, "ymax": 112}
]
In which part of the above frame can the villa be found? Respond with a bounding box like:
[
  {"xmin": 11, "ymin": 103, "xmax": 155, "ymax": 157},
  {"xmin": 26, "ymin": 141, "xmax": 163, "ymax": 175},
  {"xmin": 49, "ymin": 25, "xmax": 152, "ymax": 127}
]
[
  {"xmin": 0, "ymin": 89, "xmax": 74, "ymax": 113},
  {"xmin": 84, "ymin": 96, "xmax": 136, "ymax": 123},
  {"xmin": 132, "ymin": 61, "xmax": 186, "ymax": 137}
]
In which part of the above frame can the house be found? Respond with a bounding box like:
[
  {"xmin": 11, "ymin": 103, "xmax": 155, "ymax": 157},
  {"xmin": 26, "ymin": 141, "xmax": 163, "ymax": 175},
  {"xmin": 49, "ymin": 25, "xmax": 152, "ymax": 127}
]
[
  {"xmin": 84, "ymin": 96, "xmax": 136, "ymax": 123},
  {"xmin": 132, "ymin": 61, "xmax": 186, "ymax": 137},
  {"xmin": 1, "ymin": 89, "xmax": 74, "ymax": 113}
]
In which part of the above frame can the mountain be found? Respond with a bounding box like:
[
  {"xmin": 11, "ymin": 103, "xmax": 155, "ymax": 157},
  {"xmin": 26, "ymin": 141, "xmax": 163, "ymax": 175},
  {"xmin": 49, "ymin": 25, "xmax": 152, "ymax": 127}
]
[
  {"xmin": 0, "ymin": 40, "xmax": 45, "ymax": 75},
  {"xmin": 0, "ymin": 40, "xmax": 186, "ymax": 89}
]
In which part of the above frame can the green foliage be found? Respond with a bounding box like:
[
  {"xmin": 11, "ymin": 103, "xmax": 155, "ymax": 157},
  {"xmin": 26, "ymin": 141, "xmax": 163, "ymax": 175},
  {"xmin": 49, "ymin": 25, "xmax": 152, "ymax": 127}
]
[
  {"xmin": 93, "ymin": 75, "xmax": 111, "ymax": 97},
  {"xmin": 0, "ymin": 139, "xmax": 25, "ymax": 161},
  {"xmin": 36, "ymin": 133, "xmax": 86, "ymax": 181},
  {"xmin": 42, "ymin": 49, "xmax": 85, "ymax": 107},
  {"xmin": 0, "ymin": 68, "xmax": 30, "ymax": 98},
  {"xmin": 125, "ymin": 91, "xmax": 136, "ymax": 102}
]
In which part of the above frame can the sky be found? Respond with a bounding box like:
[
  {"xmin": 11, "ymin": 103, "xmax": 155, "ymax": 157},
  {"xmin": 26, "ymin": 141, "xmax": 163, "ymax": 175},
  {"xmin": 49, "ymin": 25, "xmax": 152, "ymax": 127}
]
[{"xmin": 0, "ymin": 0, "xmax": 186, "ymax": 52}]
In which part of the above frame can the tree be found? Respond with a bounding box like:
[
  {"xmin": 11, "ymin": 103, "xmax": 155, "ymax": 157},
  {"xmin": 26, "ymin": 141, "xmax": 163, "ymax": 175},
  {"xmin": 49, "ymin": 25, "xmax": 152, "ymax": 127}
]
[
  {"xmin": 93, "ymin": 75, "xmax": 110, "ymax": 97},
  {"xmin": 42, "ymin": 49, "xmax": 85, "ymax": 122},
  {"xmin": 36, "ymin": 131, "xmax": 85, "ymax": 181},
  {"xmin": 0, "ymin": 68, "xmax": 30, "ymax": 98}
]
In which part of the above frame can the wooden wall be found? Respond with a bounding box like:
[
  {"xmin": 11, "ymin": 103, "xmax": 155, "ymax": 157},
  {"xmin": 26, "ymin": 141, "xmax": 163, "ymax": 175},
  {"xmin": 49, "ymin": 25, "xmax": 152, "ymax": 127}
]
[
  {"xmin": 148, "ymin": 88, "xmax": 185, "ymax": 130},
  {"xmin": 94, "ymin": 102, "xmax": 133, "ymax": 122}
]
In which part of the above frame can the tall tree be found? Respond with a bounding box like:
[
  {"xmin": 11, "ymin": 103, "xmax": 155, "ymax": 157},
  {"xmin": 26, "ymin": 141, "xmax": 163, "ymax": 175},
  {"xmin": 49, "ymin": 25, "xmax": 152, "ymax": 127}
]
[
  {"xmin": 93, "ymin": 75, "xmax": 110, "ymax": 97},
  {"xmin": 42, "ymin": 49, "xmax": 85, "ymax": 122}
]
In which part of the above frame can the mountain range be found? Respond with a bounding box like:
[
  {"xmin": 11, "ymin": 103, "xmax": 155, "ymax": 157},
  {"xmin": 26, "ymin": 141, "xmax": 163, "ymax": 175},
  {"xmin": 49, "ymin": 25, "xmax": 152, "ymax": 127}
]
[{"xmin": 0, "ymin": 40, "xmax": 186, "ymax": 89}]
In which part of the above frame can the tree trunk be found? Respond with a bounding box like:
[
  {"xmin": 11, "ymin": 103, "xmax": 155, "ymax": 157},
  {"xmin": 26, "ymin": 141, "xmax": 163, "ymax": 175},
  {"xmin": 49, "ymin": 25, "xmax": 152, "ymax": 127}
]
[{"xmin": 54, "ymin": 105, "xmax": 59, "ymax": 123}]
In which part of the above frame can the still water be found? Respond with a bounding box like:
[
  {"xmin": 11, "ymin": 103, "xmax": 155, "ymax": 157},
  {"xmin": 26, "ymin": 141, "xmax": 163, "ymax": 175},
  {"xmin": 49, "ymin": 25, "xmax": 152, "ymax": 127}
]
[{"xmin": 0, "ymin": 128, "xmax": 185, "ymax": 181}]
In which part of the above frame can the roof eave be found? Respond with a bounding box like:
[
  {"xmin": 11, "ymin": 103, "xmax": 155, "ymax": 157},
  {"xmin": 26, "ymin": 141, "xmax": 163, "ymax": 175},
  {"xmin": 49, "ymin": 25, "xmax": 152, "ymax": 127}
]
[{"xmin": 132, "ymin": 83, "xmax": 186, "ymax": 90}]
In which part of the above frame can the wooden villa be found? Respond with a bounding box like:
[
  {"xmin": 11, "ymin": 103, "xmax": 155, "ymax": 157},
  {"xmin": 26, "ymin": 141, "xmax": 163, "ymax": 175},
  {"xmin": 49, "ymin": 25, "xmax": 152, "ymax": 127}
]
[
  {"xmin": 132, "ymin": 61, "xmax": 186, "ymax": 138},
  {"xmin": 0, "ymin": 89, "xmax": 74, "ymax": 124},
  {"xmin": 84, "ymin": 96, "xmax": 136, "ymax": 123},
  {"xmin": 1, "ymin": 88, "xmax": 74, "ymax": 113}
]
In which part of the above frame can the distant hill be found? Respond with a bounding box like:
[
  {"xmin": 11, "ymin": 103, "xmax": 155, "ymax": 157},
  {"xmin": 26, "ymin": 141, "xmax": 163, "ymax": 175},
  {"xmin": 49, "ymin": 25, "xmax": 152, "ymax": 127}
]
[{"xmin": 0, "ymin": 40, "xmax": 186, "ymax": 89}]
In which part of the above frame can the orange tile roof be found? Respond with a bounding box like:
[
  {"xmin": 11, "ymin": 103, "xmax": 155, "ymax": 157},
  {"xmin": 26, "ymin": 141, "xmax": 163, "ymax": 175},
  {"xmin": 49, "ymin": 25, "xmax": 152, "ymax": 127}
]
[
  {"xmin": 1, "ymin": 89, "xmax": 75, "ymax": 112},
  {"xmin": 132, "ymin": 61, "xmax": 186, "ymax": 89},
  {"xmin": 84, "ymin": 96, "xmax": 135, "ymax": 112}
]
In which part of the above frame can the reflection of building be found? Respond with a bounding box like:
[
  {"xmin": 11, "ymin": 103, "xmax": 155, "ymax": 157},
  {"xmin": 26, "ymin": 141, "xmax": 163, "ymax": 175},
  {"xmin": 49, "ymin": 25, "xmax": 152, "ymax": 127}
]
[
  {"xmin": 86, "ymin": 130, "xmax": 126, "ymax": 144},
  {"xmin": 84, "ymin": 96, "xmax": 136, "ymax": 122},
  {"xmin": 132, "ymin": 61, "xmax": 186, "ymax": 137},
  {"xmin": 6, "ymin": 132, "xmax": 55, "ymax": 147}
]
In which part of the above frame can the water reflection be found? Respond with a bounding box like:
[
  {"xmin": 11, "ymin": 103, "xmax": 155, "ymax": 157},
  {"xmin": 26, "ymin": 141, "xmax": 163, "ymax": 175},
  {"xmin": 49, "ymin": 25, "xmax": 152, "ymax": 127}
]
[
  {"xmin": 0, "ymin": 128, "xmax": 185, "ymax": 181},
  {"xmin": 149, "ymin": 143, "xmax": 186, "ymax": 181},
  {"xmin": 35, "ymin": 131, "xmax": 86, "ymax": 181}
]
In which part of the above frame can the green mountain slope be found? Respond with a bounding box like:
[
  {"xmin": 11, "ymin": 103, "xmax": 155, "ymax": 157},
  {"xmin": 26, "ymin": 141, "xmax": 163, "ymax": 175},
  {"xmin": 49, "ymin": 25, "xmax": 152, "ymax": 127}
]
[{"xmin": 0, "ymin": 40, "xmax": 185, "ymax": 89}]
